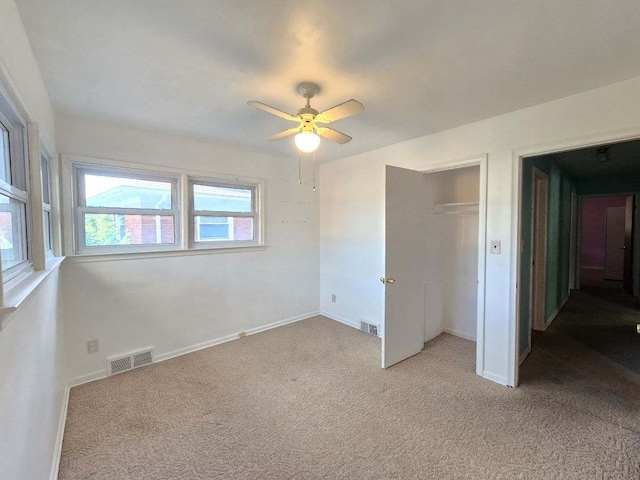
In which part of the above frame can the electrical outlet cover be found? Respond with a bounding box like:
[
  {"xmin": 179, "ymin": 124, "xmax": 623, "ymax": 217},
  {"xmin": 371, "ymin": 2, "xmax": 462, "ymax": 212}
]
[{"xmin": 87, "ymin": 339, "xmax": 99, "ymax": 354}]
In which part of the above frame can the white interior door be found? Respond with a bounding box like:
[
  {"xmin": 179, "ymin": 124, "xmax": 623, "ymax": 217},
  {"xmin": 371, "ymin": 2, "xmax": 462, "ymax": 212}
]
[
  {"xmin": 604, "ymin": 206, "xmax": 626, "ymax": 280},
  {"xmin": 383, "ymin": 165, "xmax": 428, "ymax": 368}
]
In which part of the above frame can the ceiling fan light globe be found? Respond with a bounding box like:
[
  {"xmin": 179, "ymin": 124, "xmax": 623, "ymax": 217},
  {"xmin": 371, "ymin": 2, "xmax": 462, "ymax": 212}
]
[{"xmin": 295, "ymin": 132, "xmax": 320, "ymax": 153}]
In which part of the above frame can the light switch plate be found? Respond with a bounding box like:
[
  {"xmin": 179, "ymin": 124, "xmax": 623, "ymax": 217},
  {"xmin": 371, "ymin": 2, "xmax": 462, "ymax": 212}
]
[{"xmin": 490, "ymin": 240, "xmax": 501, "ymax": 254}]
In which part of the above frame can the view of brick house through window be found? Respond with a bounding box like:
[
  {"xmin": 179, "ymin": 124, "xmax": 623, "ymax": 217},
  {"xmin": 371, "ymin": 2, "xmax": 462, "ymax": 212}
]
[
  {"xmin": 0, "ymin": 107, "xmax": 28, "ymax": 271},
  {"xmin": 192, "ymin": 183, "xmax": 254, "ymax": 243},
  {"xmin": 82, "ymin": 174, "xmax": 253, "ymax": 247}
]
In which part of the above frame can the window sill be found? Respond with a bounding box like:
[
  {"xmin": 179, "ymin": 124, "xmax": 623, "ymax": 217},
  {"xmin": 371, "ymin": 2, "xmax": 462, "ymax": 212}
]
[
  {"xmin": 63, "ymin": 245, "xmax": 267, "ymax": 264},
  {"xmin": 0, "ymin": 255, "xmax": 66, "ymax": 331}
]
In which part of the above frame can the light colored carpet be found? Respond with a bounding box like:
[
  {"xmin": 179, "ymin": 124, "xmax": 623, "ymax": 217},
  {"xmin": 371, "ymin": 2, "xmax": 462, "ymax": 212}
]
[{"xmin": 60, "ymin": 314, "xmax": 640, "ymax": 479}]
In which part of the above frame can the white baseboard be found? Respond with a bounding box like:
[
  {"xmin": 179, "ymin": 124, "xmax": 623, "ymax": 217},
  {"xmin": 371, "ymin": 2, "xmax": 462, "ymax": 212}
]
[
  {"xmin": 68, "ymin": 311, "xmax": 320, "ymax": 387},
  {"xmin": 320, "ymin": 311, "xmax": 361, "ymax": 331},
  {"xmin": 482, "ymin": 370, "xmax": 509, "ymax": 386},
  {"xmin": 443, "ymin": 328, "xmax": 476, "ymax": 342},
  {"xmin": 49, "ymin": 383, "xmax": 70, "ymax": 480},
  {"xmin": 519, "ymin": 345, "xmax": 532, "ymax": 365},
  {"xmin": 156, "ymin": 310, "xmax": 320, "ymax": 364},
  {"xmin": 68, "ymin": 369, "xmax": 107, "ymax": 387}
]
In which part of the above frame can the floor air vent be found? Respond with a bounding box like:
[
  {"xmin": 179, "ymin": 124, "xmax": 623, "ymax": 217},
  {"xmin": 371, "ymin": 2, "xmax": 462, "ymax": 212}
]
[
  {"xmin": 108, "ymin": 348, "xmax": 154, "ymax": 376},
  {"xmin": 360, "ymin": 320, "xmax": 379, "ymax": 337}
]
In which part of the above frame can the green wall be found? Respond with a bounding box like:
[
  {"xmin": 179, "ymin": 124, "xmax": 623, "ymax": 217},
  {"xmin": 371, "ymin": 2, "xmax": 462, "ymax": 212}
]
[{"xmin": 519, "ymin": 156, "xmax": 575, "ymax": 359}]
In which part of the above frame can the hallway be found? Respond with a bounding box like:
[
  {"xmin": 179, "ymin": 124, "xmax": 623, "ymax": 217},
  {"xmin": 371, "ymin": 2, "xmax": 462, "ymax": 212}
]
[{"xmin": 520, "ymin": 287, "xmax": 640, "ymax": 434}]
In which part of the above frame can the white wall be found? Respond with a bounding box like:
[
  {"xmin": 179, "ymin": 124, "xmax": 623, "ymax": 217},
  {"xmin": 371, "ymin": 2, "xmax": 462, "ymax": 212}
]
[
  {"xmin": 0, "ymin": 0, "xmax": 55, "ymax": 145},
  {"xmin": 320, "ymin": 74, "xmax": 640, "ymax": 386},
  {"xmin": 0, "ymin": 2, "xmax": 66, "ymax": 479},
  {"xmin": 0, "ymin": 271, "xmax": 65, "ymax": 480},
  {"xmin": 56, "ymin": 114, "xmax": 320, "ymax": 383},
  {"xmin": 319, "ymin": 160, "xmax": 385, "ymax": 329}
]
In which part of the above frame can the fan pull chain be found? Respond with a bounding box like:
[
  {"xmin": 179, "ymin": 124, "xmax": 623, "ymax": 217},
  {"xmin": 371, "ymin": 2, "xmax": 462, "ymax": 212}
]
[
  {"xmin": 312, "ymin": 151, "xmax": 316, "ymax": 192},
  {"xmin": 298, "ymin": 151, "xmax": 302, "ymax": 184}
]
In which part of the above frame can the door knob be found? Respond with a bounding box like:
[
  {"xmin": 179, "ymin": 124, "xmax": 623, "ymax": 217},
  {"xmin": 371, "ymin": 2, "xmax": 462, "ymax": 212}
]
[{"xmin": 380, "ymin": 277, "xmax": 396, "ymax": 284}]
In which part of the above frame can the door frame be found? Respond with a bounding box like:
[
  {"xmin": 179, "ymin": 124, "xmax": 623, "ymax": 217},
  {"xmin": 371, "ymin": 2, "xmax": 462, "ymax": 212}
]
[
  {"xmin": 569, "ymin": 192, "xmax": 578, "ymax": 290},
  {"xmin": 414, "ymin": 154, "xmax": 488, "ymax": 377},
  {"xmin": 604, "ymin": 205, "xmax": 627, "ymax": 280},
  {"xmin": 511, "ymin": 127, "xmax": 640, "ymax": 387},
  {"xmin": 529, "ymin": 168, "xmax": 549, "ymax": 337},
  {"xmin": 623, "ymin": 195, "xmax": 634, "ymax": 293}
]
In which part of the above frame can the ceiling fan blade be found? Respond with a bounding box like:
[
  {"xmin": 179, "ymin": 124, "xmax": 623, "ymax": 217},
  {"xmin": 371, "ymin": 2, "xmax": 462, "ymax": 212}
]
[
  {"xmin": 247, "ymin": 101, "xmax": 299, "ymax": 122},
  {"xmin": 316, "ymin": 99, "xmax": 364, "ymax": 123},
  {"xmin": 267, "ymin": 127, "xmax": 301, "ymax": 141},
  {"xmin": 316, "ymin": 127, "xmax": 352, "ymax": 145}
]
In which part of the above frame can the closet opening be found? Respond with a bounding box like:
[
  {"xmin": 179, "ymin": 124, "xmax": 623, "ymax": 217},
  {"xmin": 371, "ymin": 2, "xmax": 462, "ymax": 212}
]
[
  {"xmin": 382, "ymin": 159, "xmax": 487, "ymax": 374},
  {"xmin": 423, "ymin": 165, "xmax": 481, "ymax": 347}
]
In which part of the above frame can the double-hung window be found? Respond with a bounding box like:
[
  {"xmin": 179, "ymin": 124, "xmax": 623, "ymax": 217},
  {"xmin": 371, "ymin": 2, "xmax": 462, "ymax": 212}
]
[
  {"xmin": 0, "ymin": 99, "xmax": 30, "ymax": 281},
  {"xmin": 75, "ymin": 166, "xmax": 180, "ymax": 253},
  {"xmin": 189, "ymin": 180, "xmax": 258, "ymax": 248},
  {"xmin": 41, "ymin": 153, "xmax": 53, "ymax": 253},
  {"xmin": 69, "ymin": 158, "xmax": 263, "ymax": 255}
]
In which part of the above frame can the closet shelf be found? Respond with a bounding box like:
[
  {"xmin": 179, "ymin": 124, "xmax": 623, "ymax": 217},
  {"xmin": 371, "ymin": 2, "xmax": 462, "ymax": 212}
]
[{"xmin": 433, "ymin": 202, "xmax": 479, "ymax": 215}]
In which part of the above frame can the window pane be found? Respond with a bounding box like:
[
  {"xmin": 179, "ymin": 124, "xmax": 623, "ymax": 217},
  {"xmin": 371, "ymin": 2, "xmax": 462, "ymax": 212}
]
[
  {"xmin": 0, "ymin": 122, "xmax": 9, "ymax": 184},
  {"xmin": 0, "ymin": 194, "xmax": 27, "ymax": 270},
  {"xmin": 84, "ymin": 173, "xmax": 172, "ymax": 209},
  {"xmin": 44, "ymin": 210, "xmax": 52, "ymax": 251},
  {"xmin": 193, "ymin": 184, "xmax": 252, "ymax": 213},
  {"xmin": 41, "ymin": 156, "xmax": 51, "ymax": 204},
  {"xmin": 194, "ymin": 216, "xmax": 253, "ymax": 242},
  {"xmin": 84, "ymin": 214, "xmax": 175, "ymax": 247}
]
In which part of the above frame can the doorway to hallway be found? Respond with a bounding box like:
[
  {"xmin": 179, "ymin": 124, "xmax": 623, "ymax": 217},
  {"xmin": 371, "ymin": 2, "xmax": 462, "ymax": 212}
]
[{"xmin": 518, "ymin": 138, "xmax": 640, "ymax": 386}]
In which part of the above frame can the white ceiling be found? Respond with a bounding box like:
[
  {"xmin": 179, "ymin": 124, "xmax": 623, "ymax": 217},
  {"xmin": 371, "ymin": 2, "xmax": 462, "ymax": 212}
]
[
  {"xmin": 16, "ymin": 0, "xmax": 640, "ymax": 162},
  {"xmin": 551, "ymin": 139, "xmax": 640, "ymax": 179}
]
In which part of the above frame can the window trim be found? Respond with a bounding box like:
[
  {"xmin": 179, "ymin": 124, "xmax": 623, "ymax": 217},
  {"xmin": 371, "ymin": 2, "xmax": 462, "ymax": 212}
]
[
  {"xmin": 63, "ymin": 155, "xmax": 266, "ymax": 257},
  {"xmin": 188, "ymin": 177, "xmax": 260, "ymax": 249},
  {"xmin": 73, "ymin": 164, "xmax": 181, "ymax": 255},
  {"xmin": 0, "ymin": 90, "xmax": 32, "ymax": 283},
  {"xmin": 0, "ymin": 67, "xmax": 67, "ymax": 322},
  {"xmin": 41, "ymin": 152, "xmax": 53, "ymax": 254}
]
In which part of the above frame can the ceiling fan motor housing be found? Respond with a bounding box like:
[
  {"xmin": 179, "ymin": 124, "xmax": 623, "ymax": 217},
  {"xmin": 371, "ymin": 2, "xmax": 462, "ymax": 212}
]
[
  {"xmin": 300, "ymin": 118, "xmax": 315, "ymax": 133},
  {"xmin": 297, "ymin": 107, "xmax": 319, "ymax": 132}
]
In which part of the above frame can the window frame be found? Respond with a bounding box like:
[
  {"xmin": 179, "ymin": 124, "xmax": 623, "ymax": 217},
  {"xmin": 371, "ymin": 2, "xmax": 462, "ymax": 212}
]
[
  {"xmin": 0, "ymin": 92, "xmax": 32, "ymax": 285},
  {"xmin": 188, "ymin": 178, "xmax": 260, "ymax": 249},
  {"xmin": 41, "ymin": 151, "xmax": 53, "ymax": 255},
  {"xmin": 65, "ymin": 155, "xmax": 266, "ymax": 258},
  {"xmin": 73, "ymin": 164, "xmax": 181, "ymax": 255}
]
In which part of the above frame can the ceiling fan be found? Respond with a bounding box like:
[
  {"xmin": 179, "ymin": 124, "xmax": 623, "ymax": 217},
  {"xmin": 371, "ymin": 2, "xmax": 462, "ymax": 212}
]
[{"xmin": 247, "ymin": 83, "xmax": 364, "ymax": 154}]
